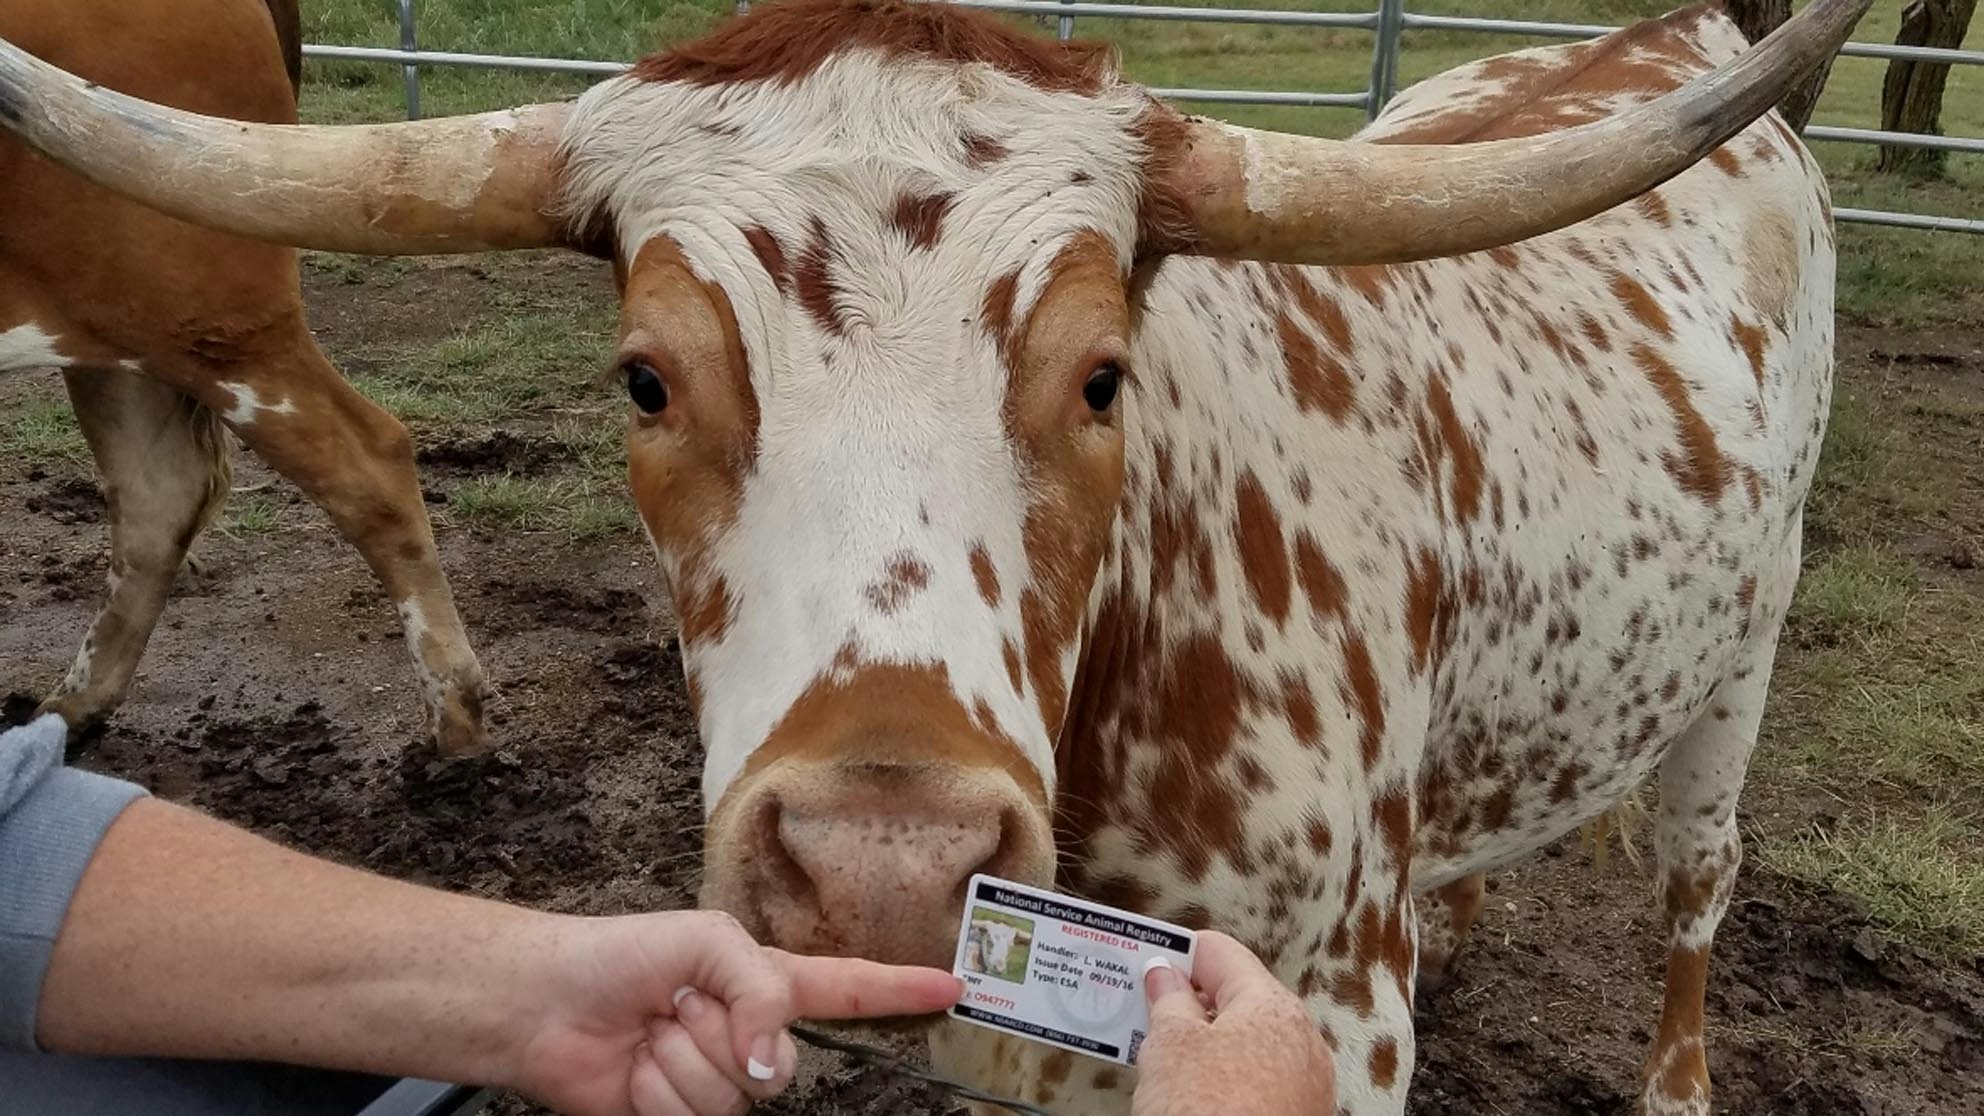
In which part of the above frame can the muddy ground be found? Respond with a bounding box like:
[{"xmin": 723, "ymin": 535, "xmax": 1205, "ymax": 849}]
[{"xmin": 3, "ymin": 256, "xmax": 1981, "ymax": 1115}]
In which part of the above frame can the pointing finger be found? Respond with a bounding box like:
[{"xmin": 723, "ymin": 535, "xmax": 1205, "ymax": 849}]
[{"xmin": 776, "ymin": 951, "xmax": 965, "ymax": 1021}]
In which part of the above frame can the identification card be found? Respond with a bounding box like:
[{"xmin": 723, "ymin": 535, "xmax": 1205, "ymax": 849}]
[{"xmin": 948, "ymin": 874, "xmax": 1197, "ymax": 1066}]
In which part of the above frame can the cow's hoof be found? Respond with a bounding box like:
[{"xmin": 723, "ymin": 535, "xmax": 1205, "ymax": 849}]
[{"xmin": 429, "ymin": 681, "xmax": 493, "ymax": 757}]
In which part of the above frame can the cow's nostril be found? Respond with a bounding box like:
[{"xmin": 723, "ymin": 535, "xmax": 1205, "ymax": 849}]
[
  {"xmin": 757, "ymin": 794, "xmax": 817, "ymax": 911},
  {"xmin": 961, "ymin": 807, "xmax": 1024, "ymax": 898}
]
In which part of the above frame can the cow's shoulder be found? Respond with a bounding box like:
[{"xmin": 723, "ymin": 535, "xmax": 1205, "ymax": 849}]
[{"xmin": 1363, "ymin": 4, "xmax": 1751, "ymax": 145}]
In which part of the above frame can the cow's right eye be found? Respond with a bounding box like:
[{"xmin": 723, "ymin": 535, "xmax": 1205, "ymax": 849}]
[
  {"xmin": 1083, "ymin": 362, "xmax": 1122, "ymax": 412},
  {"xmin": 626, "ymin": 361, "xmax": 670, "ymax": 415}
]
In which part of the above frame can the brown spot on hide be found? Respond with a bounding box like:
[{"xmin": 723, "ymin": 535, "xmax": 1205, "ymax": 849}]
[
  {"xmin": 743, "ymin": 226, "xmax": 790, "ymax": 292},
  {"xmin": 1281, "ymin": 670, "xmax": 1321, "ymax": 746},
  {"xmin": 866, "ymin": 553, "xmax": 932, "ymax": 614},
  {"xmin": 1635, "ymin": 190, "xmax": 1672, "ymax": 227},
  {"xmin": 982, "ymin": 270, "xmax": 1023, "ymax": 368},
  {"xmin": 1610, "ymin": 271, "xmax": 1673, "ymax": 337},
  {"xmin": 1729, "ymin": 314, "xmax": 1768, "ymax": 388},
  {"xmin": 1369, "ymin": 1037, "xmax": 1400, "ymax": 1090},
  {"xmin": 970, "ymin": 544, "xmax": 1002, "ymax": 607},
  {"xmin": 1633, "ymin": 342, "xmax": 1729, "ymax": 504},
  {"xmin": 794, "ymin": 216, "xmax": 846, "ymax": 335},
  {"xmin": 889, "ymin": 191, "xmax": 956, "ymax": 250},
  {"xmin": 1294, "ymin": 534, "xmax": 1348, "ymax": 621},
  {"xmin": 1341, "ymin": 634, "xmax": 1385, "ymax": 770},
  {"xmin": 1234, "ymin": 472, "xmax": 1293, "ymax": 624}
]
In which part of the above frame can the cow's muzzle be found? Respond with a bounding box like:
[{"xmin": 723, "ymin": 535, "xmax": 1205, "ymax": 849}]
[{"xmin": 703, "ymin": 758, "xmax": 1053, "ymax": 969}]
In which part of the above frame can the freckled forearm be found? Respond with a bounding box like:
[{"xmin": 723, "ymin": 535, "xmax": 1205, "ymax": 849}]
[{"xmin": 35, "ymin": 797, "xmax": 567, "ymax": 1089}]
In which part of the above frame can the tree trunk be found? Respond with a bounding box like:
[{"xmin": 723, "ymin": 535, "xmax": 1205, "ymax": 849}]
[
  {"xmin": 1722, "ymin": 0, "xmax": 1839, "ymax": 131},
  {"xmin": 1877, "ymin": 0, "xmax": 1980, "ymax": 177}
]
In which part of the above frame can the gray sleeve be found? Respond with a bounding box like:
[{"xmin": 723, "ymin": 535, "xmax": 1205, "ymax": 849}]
[{"xmin": 0, "ymin": 715, "xmax": 148, "ymax": 1053}]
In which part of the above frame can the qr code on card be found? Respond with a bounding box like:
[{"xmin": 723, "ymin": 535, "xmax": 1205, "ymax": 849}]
[{"xmin": 1127, "ymin": 1028, "xmax": 1147, "ymax": 1065}]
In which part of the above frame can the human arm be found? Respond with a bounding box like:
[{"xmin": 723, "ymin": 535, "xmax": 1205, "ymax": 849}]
[
  {"xmin": 8, "ymin": 716, "xmax": 959, "ymax": 1115},
  {"xmin": 1131, "ymin": 931, "xmax": 1337, "ymax": 1116},
  {"xmin": 0, "ymin": 713, "xmax": 149, "ymax": 1053}
]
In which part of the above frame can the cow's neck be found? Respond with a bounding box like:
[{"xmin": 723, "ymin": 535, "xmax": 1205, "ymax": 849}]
[{"xmin": 1048, "ymin": 257, "xmax": 1283, "ymax": 911}]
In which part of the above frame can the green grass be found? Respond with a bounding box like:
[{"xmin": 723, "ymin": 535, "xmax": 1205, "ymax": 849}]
[
  {"xmin": 1828, "ymin": 170, "xmax": 1984, "ymax": 324},
  {"xmin": 1787, "ymin": 543, "xmax": 1918, "ymax": 646},
  {"xmin": 446, "ymin": 473, "xmax": 638, "ymax": 539},
  {"xmin": 1770, "ymin": 616, "xmax": 1984, "ymax": 793},
  {"xmin": 1807, "ymin": 385, "xmax": 1961, "ymax": 545},
  {"xmin": 1757, "ymin": 373, "xmax": 1984, "ymax": 958},
  {"xmin": 346, "ymin": 295, "xmax": 632, "ymax": 537},
  {"xmin": 304, "ymin": 253, "xmax": 412, "ymax": 287},
  {"xmin": 1762, "ymin": 808, "xmax": 1984, "ymax": 959},
  {"xmin": 549, "ymin": 415, "xmax": 630, "ymax": 486},
  {"xmin": 299, "ymin": 0, "xmax": 733, "ymax": 121},
  {"xmin": 221, "ymin": 496, "xmax": 284, "ymax": 536},
  {"xmin": 1, "ymin": 402, "xmax": 87, "ymax": 466},
  {"xmin": 351, "ymin": 306, "xmax": 616, "ymax": 426}
]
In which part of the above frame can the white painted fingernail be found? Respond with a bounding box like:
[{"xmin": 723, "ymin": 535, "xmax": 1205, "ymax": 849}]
[
  {"xmin": 747, "ymin": 1033, "xmax": 778, "ymax": 1080},
  {"xmin": 1142, "ymin": 955, "xmax": 1174, "ymax": 979},
  {"xmin": 672, "ymin": 986, "xmax": 695, "ymax": 1008}
]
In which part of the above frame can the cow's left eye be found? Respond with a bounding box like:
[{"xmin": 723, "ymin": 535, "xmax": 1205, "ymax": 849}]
[
  {"xmin": 1083, "ymin": 363, "xmax": 1121, "ymax": 412},
  {"xmin": 626, "ymin": 360, "xmax": 670, "ymax": 415}
]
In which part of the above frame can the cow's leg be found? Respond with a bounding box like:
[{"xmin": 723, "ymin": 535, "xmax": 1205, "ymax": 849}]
[
  {"xmin": 36, "ymin": 368, "xmax": 230, "ymax": 728},
  {"xmin": 174, "ymin": 333, "xmax": 491, "ymax": 755},
  {"xmin": 1413, "ymin": 873, "xmax": 1485, "ymax": 994},
  {"xmin": 1308, "ymin": 888, "xmax": 1416, "ymax": 1113},
  {"xmin": 1638, "ymin": 571, "xmax": 1791, "ymax": 1115}
]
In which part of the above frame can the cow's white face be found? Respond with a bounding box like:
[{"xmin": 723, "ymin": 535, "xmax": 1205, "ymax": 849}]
[{"xmin": 562, "ymin": 43, "xmax": 1155, "ymax": 964}]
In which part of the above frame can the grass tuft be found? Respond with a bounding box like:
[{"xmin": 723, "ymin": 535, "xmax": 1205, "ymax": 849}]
[
  {"xmin": 1788, "ymin": 543, "xmax": 1917, "ymax": 645},
  {"xmin": 1, "ymin": 400, "xmax": 93, "ymax": 481},
  {"xmin": 353, "ymin": 309, "xmax": 617, "ymax": 430},
  {"xmin": 1762, "ymin": 808, "xmax": 1984, "ymax": 961},
  {"xmin": 3, "ymin": 402, "xmax": 88, "ymax": 465},
  {"xmin": 221, "ymin": 496, "xmax": 284, "ymax": 536},
  {"xmin": 446, "ymin": 473, "xmax": 638, "ymax": 540}
]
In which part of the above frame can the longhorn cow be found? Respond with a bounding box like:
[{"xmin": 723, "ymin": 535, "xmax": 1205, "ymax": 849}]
[
  {"xmin": 0, "ymin": 0, "xmax": 493, "ymax": 754},
  {"xmin": 0, "ymin": 0, "xmax": 1867, "ymax": 1109}
]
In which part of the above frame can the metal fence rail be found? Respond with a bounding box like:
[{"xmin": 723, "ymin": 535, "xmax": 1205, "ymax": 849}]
[{"xmin": 302, "ymin": 0, "xmax": 1983, "ymax": 234}]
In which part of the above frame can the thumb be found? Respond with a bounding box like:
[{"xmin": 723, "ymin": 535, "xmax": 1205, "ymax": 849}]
[
  {"xmin": 668, "ymin": 914, "xmax": 796, "ymax": 1084},
  {"xmin": 1142, "ymin": 956, "xmax": 1206, "ymax": 1032}
]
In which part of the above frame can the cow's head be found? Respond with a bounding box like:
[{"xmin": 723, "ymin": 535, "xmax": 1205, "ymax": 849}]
[
  {"xmin": 563, "ymin": 11, "xmax": 1155, "ymax": 964},
  {"xmin": 0, "ymin": 0, "xmax": 1869, "ymax": 968}
]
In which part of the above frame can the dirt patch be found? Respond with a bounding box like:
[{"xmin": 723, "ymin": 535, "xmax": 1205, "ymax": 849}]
[
  {"xmin": 2, "ymin": 265, "xmax": 1981, "ymax": 1115},
  {"xmin": 416, "ymin": 430, "xmax": 582, "ymax": 477},
  {"xmin": 472, "ymin": 577, "xmax": 653, "ymax": 639},
  {"xmin": 301, "ymin": 252, "xmax": 614, "ymax": 362},
  {"xmin": 1411, "ymin": 852, "xmax": 1984, "ymax": 1115},
  {"xmin": 1830, "ymin": 325, "xmax": 1984, "ymax": 587},
  {"xmin": 24, "ymin": 475, "xmax": 104, "ymax": 525}
]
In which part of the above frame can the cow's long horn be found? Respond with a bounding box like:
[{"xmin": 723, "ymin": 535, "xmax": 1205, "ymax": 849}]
[
  {"xmin": 0, "ymin": 38, "xmax": 567, "ymax": 254},
  {"xmin": 1156, "ymin": 0, "xmax": 1870, "ymax": 266}
]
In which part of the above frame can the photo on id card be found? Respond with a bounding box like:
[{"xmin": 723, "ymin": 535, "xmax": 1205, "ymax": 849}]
[{"xmin": 950, "ymin": 874, "xmax": 1197, "ymax": 1066}]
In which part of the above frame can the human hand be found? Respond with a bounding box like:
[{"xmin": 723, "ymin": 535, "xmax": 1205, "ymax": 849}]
[
  {"xmin": 510, "ymin": 910, "xmax": 962, "ymax": 1116},
  {"xmin": 1131, "ymin": 931, "xmax": 1335, "ymax": 1116}
]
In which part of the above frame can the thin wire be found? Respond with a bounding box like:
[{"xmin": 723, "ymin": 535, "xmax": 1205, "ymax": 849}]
[{"xmin": 789, "ymin": 1024, "xmax": 1059, "ymax": 1116}]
